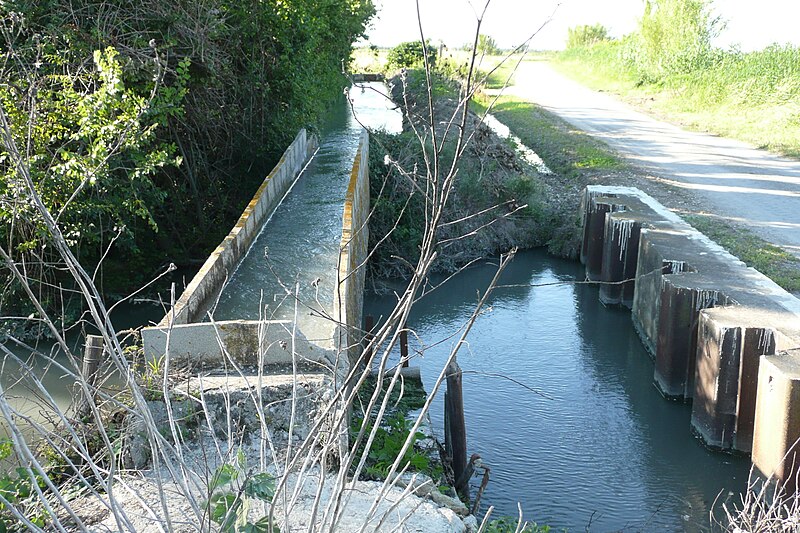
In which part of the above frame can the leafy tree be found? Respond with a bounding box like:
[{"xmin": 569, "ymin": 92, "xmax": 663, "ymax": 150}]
[
  {"xmin": 566, "ymin": 24, "xmax": 609, "ymax": 49},
  {"xmin": 633, "ymin": 0, "xmax": 722, "ymax": 79},
  {"xmin": 386, "ymin": 40, "xmax": 437, "ymax": 70},
  {"xmin": 476, "ymin": 34, "xmax": 499, "ymax": 56},
  {"xmin": 0, "ymin": 0, "xmax": 375, "ymax": 323}
]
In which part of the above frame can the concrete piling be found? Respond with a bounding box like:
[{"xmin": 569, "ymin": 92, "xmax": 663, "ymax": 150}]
[
  {"xmin": 599, "ymin": 213, "xmax": 642, "ymax": 307},
  {"xmin": 655, "ymin": 278, "xmax": 728, "ymax": 400},
  {"xmin": 581, "ymin": 196, "xmax": 618, "ymax": 281},
  {"xmin": 691, "ymin": 306, "xmax": 780, "ymax": 453},
  {"xmin": 752, "ymin": 351, "xmax": 800, "ymax": 493},
  {"xmin": 578, "ymin": 185, "xmax": 800, "ymax": 485}
]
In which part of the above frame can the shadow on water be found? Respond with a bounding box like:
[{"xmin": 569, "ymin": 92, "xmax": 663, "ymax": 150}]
[{"xmin": 364, "ymin": 249, "xmax": 749, "ymax": 531}]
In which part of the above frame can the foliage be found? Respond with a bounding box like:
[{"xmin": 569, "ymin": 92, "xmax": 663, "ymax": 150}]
[
  {"xmin": 0, "ymin": 440, "xmax": 47, "ymax": 530},
  {"xmin": 555, "ymin": 0, "xmax": 800, "ymax": 158},
  {"xmin": 477, "ymin": 34, "xmax": 500, "ymax": 56},
  {"xmin": 350, "ymin": 375, "xmax": 438, "ymax": 481},
  {"xmin": 350, "ymin": 412, "xmax": 436, "ymax": 480},
  {"xmin": 630, "ymin": 0, "xmax": 722, "ymax": 81},
  {"xmin": 0, "ymin": 44, "xmax": 179, "ymax": 256},
  {"xmin": 204, "ymin": 450, "xmax": 279, "ymax": 533},
  {"xmin": 386, "ymin": 41, "xmax": 437, "ymax": 71},
  {"xmin": 0, "ymin": 0, "xmax": 375, "ymax": 322},
  {"xmin": 369, "ymin": 77, "xmax": 555, "ymax": 277},
  {"xmin": 566, "ymin": 24, "xmax": 609, "ymax": 49},
  {"xmin": 483, "ymin": 516, "xmax": 557, "ymax": 533}
]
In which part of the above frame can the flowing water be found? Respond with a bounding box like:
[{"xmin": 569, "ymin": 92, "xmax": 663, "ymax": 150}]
[
  {"xmin": 212, "ymin": 83, "xmax": 402, "ymax": 345},
  {"xmin": 364, "ymin": 250, "xmax": 749, "ymax": 531},
  {"xmin": 2, "ymin": 86, "xmax": 751, "ymax": 530}
]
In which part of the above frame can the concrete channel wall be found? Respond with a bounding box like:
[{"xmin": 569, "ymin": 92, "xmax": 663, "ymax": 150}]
[
  {"xmin": 579, "ymin": 185, "xmax": 800, "ymax": 490},
  {"xmin": 334, "ymin": 129, "xmax": 370, "ymax": 366},
  {"xmin": 141, "ymin": 129, "xmax": 320, "ymax": 364}
]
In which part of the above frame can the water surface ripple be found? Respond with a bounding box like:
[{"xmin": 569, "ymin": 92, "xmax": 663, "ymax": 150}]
[
  {"xmin": 213, "ymin": 83, "xmax": 401, "ymax": 345},
  {"xmin": 364, "ymin": 250, "xmax": 748, "ymax": 532}
]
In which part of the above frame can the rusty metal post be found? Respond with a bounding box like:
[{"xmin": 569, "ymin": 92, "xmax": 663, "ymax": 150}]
[
  {"xmin": 446, "ymin": 361, "xmax": 468, "ymax": 501},
  {"xmin": 77, "ymin": 335, "xmax": 104, "ymax": 417},
  {"xmin": 362, "ymin": 315, "xmax": 375, "ymax": 369}
]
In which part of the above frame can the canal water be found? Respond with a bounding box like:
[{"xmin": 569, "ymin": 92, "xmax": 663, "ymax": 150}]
[
  {"xmin": 211, "ymin": 83, "xmax": 402, "ymax": 345},
  {"xmin": 363, "ymin": 250, "xmax": 749, "ymax": 531}
]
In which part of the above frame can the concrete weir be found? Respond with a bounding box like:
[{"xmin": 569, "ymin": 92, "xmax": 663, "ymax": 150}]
[{"xmin": 579, "ymin": 186, "xmax": 800, "ymax": 489}]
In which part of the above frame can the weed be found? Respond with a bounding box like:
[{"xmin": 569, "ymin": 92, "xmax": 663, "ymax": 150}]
[
  {"xmin": 555, "ymin": 37, "xmax": 800, "ymax": 158},
  {"xmin": 0, "ymin": 440, "xmax": 47, "ymax": 530},
  {"xmin": 203, "ymin": 449, "xmax": 279, "ymax": 533},
  {"xmin": 471, "ymin": 95, "xmax": 625, "ymax": 179},
  {"xmin": 482, "ymin": 516, "xmax": 561, "ymax": 532}
]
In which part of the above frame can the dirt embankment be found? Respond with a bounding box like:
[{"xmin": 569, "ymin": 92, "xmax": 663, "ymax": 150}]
[{"xmin": 366, "ymin": 73, "xmax": 582, "ymax": 280}]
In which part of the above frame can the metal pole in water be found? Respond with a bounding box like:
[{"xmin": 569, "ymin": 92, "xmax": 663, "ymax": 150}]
[
  {"xmin": 363, "ymin": 315, "xmax": 375, "ymax": 369},
  {"xmin": 400, "ymin": 328, "xmax": 409, "ymax": 368},
  {"xmin": 77, "ymin": 334, "xmax": 104, "ymax": 417},
  {"xmin": 446, "ymin": 361, "xmax": 468, "ymax": 501}
]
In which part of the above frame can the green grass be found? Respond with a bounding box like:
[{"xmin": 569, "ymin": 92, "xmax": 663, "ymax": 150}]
[
  {"xmin": 470, "ymin": 89, "xmax": 800, "ymax": 293},
  {"xmin": 553, "ymin": 42, "xmax": 800, "ymax": 159},
  {"xmin": 684, "ymin": 214, "xmax": 800, "ymax": 292},
  {"xmin": 480, "ymin": 55, "xmax": 521, "ymax": 90},
  {"xmin": 472, "ymin": 93, "xmax": 625, "ymax": 178}
]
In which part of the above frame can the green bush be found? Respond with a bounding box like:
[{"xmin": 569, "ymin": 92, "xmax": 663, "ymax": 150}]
[
  {"xmin": 0, "ymin": 0, "xmax": 375, "ymax": 322},
  {"xmin": 631, "ymin": 0, "xmax": 721, "ymax": 80},
  {"xmin": 566, "ymin": 24, "xmax": 609, "ymax": 49},
  {"xmin": 386, "ymin": 40, "xmax": 437, "ymax": 70}
]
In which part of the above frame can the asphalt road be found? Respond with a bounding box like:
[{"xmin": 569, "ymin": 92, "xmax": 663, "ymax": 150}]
[{"xmin": 508, "ymin": 61, "xmax": 800, "ymax": 258}]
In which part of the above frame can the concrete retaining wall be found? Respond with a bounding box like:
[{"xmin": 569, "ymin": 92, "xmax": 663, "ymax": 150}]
[
  {"xmin": 142, "ymin": 129, "xmax": 319, "ymax": 362},
  {"xmin": 163, "ymin": 129, "xmax": 316, "ymax": 327},
  {"xmin": 334, "ymin": 129, "xmax": 370, "ymax": 366},
  {"xmin": 143, "ymin": 320, "xmax": 333, "ymax": 367},
  {"xmin": 579, "ymin": 185, "xmax": 800, "ymax": 489}
]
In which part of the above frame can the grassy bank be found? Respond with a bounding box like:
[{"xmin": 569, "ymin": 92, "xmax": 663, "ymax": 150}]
[
  {"xmin": 683, "ymin": 214, "xmax": 800, "ymax": 292},
  {"xmin": 554, "ymin": 42, "xmax": 800, "ymax": 158},
  {"xmin": 471, "ymin": 90, "xmax": 800, "ymax": 293},
  {"xmin": 472, "ymin": 93, "xmax": 625, "ymax": 179}
]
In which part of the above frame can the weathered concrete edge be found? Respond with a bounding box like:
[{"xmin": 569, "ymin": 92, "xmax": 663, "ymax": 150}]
[
  {"xmin": 334, "ymin": 129, "xmax": 370, "ymax": 367},
  {"xmin": 154, "ymin": 129, "xmax": 318, "ymax": 329},
  {"xmin": 142, "ymin": 320, "xmax": 334, "ymax": 368}
]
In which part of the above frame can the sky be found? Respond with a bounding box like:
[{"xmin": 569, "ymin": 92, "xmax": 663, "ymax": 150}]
[{"xmin": 363, "ymin": 0, "xmax": 800, "ymax": 52}]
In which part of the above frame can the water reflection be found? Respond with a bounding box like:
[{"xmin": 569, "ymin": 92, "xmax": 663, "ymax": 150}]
[{"xmin": 363, "ymin": 249, "xmax": 748, "ymax": 531}]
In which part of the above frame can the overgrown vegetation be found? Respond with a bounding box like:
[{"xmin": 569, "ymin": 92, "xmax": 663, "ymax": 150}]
[
  {"xmin": 483, "ymin": 516, "xmax": 558, "ymax": 533},
  {"xmin": 366, "ymin": 44, "xmax": 559, "ymax": 278},
  {"xmin": 204, "ymin": 450, "xmax": 278, "ymax": 533},
  {"xmin": 0, "ymin": 440, "xmax": 47, "ymax": 530},
  {"xmin": 555, "ymin": 0, "xmax": 800, "ymax": 157},
  {"xmin": 350, "ymin": 376, "xmax": 433, "ymax": 477},
  {"xmin": 471, "ymin": 95, "xmax": 624, "ymax": 178},
  {"xmin": 386, "ymin": 40, "xmax": 437, "ymax": 70},
  {"xmin": 565, "ymin": 24, "xmax": 608, "ymax": 50},
  {"xmin": 0, "ymin": 0, "xmax": 375, "ymax": 329}
]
